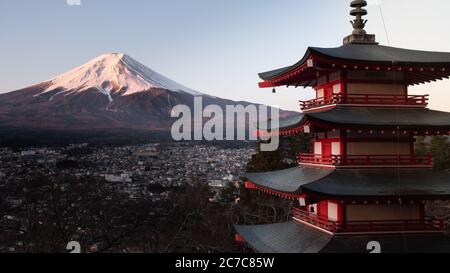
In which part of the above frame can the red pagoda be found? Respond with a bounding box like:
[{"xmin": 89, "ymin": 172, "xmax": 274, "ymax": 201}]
[{"xmin": 235, "ymin": 0, "xmax": 450, "ymax": 253}]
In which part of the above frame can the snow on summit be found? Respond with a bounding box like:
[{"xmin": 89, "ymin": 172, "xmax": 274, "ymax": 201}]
[{"xmin": 43, "ymin": 53, "xmax": 202, "ymax": 98}]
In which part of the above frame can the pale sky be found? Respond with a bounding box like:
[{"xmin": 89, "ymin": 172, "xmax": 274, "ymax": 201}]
[{"xmin": 1, "ymin": 0, "xmax": 450, "ymax": 112}]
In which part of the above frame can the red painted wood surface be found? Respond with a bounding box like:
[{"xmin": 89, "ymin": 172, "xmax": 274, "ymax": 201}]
[
  {"xmin": 292, "ymin": 208, "xmax": 448, "ymax": 234},
  {"xmin": 298, "ymin": 153, "xmax": 433, "ymax": 167}
]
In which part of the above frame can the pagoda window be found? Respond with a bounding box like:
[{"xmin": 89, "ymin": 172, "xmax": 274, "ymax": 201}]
[
  {"xmin": 314, "ymin": 142, "xmax": 322, "ymax": 155},
  {"xmin": 345, "ymin": 204, "xmax": 422, "ymax": 222},
  {"xmin": 345, "ymin": 70, "xmax": 407, "ymax": 97},
  {"xmin": 316, "ymin": 88, "xmax": 325, "ymax": 99},
  {"xmin": 329, "ymin": 71, "xmax": 342, "ymax": 82},
  {"xmin": 314, "ymin": 78, "xmax": 343, "ymax": 100},
  {"xmin": 346, "ymin": 142, "xmax": 411, "ymax": 156},
  {"xmin": 332, "ymin": 83, "xmax": 341, "ymax": 94},
  {"xmin": 327, "ymin": 202, "xmax": 339, "ymax": 222},
  {"xmin": 347, "ymin": 83, "xmax": 405, "ymax": 96},
  {"xmin": 315, "ymin": 85, "xmax": 336, "ymax": 100},
  {"xmin": 313, "ymin": 141, "xmax": 342, "ymax": 156},
  {"xmin": 347, "ymin": 70, "xmax": 404, "ymax": 82},
  {"xmin": 331, "ymin": 142, "xmax": 341, "ymax": 156},
  {"xmin": 305, "ymin": 201, "xmax": 343, "ymax": 222}
]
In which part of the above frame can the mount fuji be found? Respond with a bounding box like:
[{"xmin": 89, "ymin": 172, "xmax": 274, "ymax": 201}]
[
  {"xmin": 0, "ymin": 53, "xmax": 294, "ymax": 143},
  {"xmin": 42, "ymin": 53, "xmax": 203, "ymax": 100}
]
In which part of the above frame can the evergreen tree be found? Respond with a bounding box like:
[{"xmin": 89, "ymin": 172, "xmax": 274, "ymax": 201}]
[
  {"xmin": 415, "ymin": 136, "xmax": 450, "ymax": 170},
  {"xmin": 415, "ymin": 136, "xmax": 429, "ymax": 156},
  {"xmin": 428, "ymin": 136, "xmax": 450, "ymax": 170},
  {"xmin": 246, "ymin": 134, "xmax": 311, "ymax": 172}
]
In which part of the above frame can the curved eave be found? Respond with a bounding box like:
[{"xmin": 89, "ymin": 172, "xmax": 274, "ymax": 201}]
[
  {"xmin": 244, "ymin": 182, "xmax": 305, "ymax": 199},
  {"xmin": 243, "ymin": 166, "xmax": 336, "ymax": 195},
  {"xmin": 257, "ymin": 114, "xmax": 308, "ymax": 137},
  {"xmin": 303, "ymin": 169, "xmax": 450, "ymax": 199},
  {"xmin": 235, "ymin": 221, "xmax": 450, "ymax": 253},
  {"xmin": 258, "ymin": 48, "xmax": 314, "ymax": 81},
  {"xmin": 244, "ymin": 167, "xmax": 450, "ymax": 199},
  {"xmin": 311, "ymin": 44, "xmax": 450, "ymax": 65},
  {"xmin": 258, "ymin": 48, "xmax": 319, "ymax": 89},
  {"xmin": 234, "ymin": 221, "xmax": 333, "ymax": 253},
  {"xmin": 258, "ymin": 44, "xmax": 450, "ymax": 88},
  {"xmin": 259, "ymin": 108, "xmax": 450, "ymax": 137},
  {"xmin": 308, "ymin": 108, "xmax": 450, "ymax": 129}
]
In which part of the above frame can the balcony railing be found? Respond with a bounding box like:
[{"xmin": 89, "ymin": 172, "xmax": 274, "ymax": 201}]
[
  {"xmin": 298, "ymin": 153, "xmax": 433, "ymax": 167},
  {"xmin": 300, "ymin": 94, "xmax": 429, "ymax": 110},
  {"xmin": 298, "ymin": 154, "xmax": 337, "ymax": 165},
  {"xmin": 292, "ymin": 208, "xmax": 448, "ymax": 234}
]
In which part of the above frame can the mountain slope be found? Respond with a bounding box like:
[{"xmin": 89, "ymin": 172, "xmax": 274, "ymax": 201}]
[
  {"xmin": 0, "ymin": 53, "xmax": 294, "ymax": 133},
  {"xmin": 42, "ymin": 53, "xmax": 202, "ymax": 99}
]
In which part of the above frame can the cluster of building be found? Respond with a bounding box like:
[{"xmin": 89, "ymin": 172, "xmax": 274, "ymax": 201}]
[{"xmin": 0, "ymin": 143, "xmax": 254, "ymax": 201}]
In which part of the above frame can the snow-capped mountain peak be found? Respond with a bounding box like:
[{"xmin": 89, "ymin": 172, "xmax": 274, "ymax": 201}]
[
  {"xmin": 43, "ymin": 53, "xmax": 202, "ymax": 98},
  {"xmin": 0, "ymin": 53, "xmax": 295, "ymax": 132}
]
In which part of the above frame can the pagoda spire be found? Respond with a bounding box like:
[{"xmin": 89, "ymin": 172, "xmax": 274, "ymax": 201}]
[
  {"xmin": 343, "ymin": 0, "xmax": 378, "ymax": 45},
  {"xmin": 350, "ymin": 0, "xmax": 368, "ymax": 35}
]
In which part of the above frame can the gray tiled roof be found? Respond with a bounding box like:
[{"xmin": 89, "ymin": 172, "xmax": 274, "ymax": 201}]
[
  {"xmin": 304, "ymin": 169, "xmax": 450, "ymax": 197},
  {"xmin": 271, "ymin": 108, "xmax": 450, "ymax": 131},
  {"xmin": 235, "ymin": 221, "xmax": 450, "ymax": 253},
  {"xmin": 312, "ymin": 44, "xmax": 450, "ymax": 64},
  {"xmin": 309, "ymin": 108, "xmax": 450, "ymax": 128},
  {"xmin": 235, "ymin": 221, "xmax": 333, "ymax": 253},
  {"xmin": 258, "ymin": 114, "xmax": 304, "ymax": 131},
  {"xmin": 259, "ymin": 44, "xmax": 450, "ymax": 81},
  {"xmin": 245, "ymin": 167, "xmax": 450, "ymax": 197},
  {"xmin": 244, "ymin": 166, "xmax": 334, "ymax": 193}
]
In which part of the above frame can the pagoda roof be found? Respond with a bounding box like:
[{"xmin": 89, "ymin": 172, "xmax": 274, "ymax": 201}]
[
  {"xmin": 244, "ymin": 167, "xmax": 450, "ymax": 198},
  {"xmin": 308, "ymin": 108, "xmax": 450, "ymax": 128},
  {"xmin": 304, "ymin": 169, "xmax": 450, "ymax": 198},
  {"xmin": 234, "ymin": 221, "xmax": 332, "ymax": 253},
  {"xmin": 235, "ymin": 221, "xmax": 450, "ymax": 253},
  {"xmin": 245, "ymin": 167, "xmax": 334, "ymax": 193},
  {"xmin": 267, "ymin": 107, "xmax": 450, "ymax": 132},
  {"xmin": 259, "ymin": 44, "xmax": 450, "ymax": 87}
]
